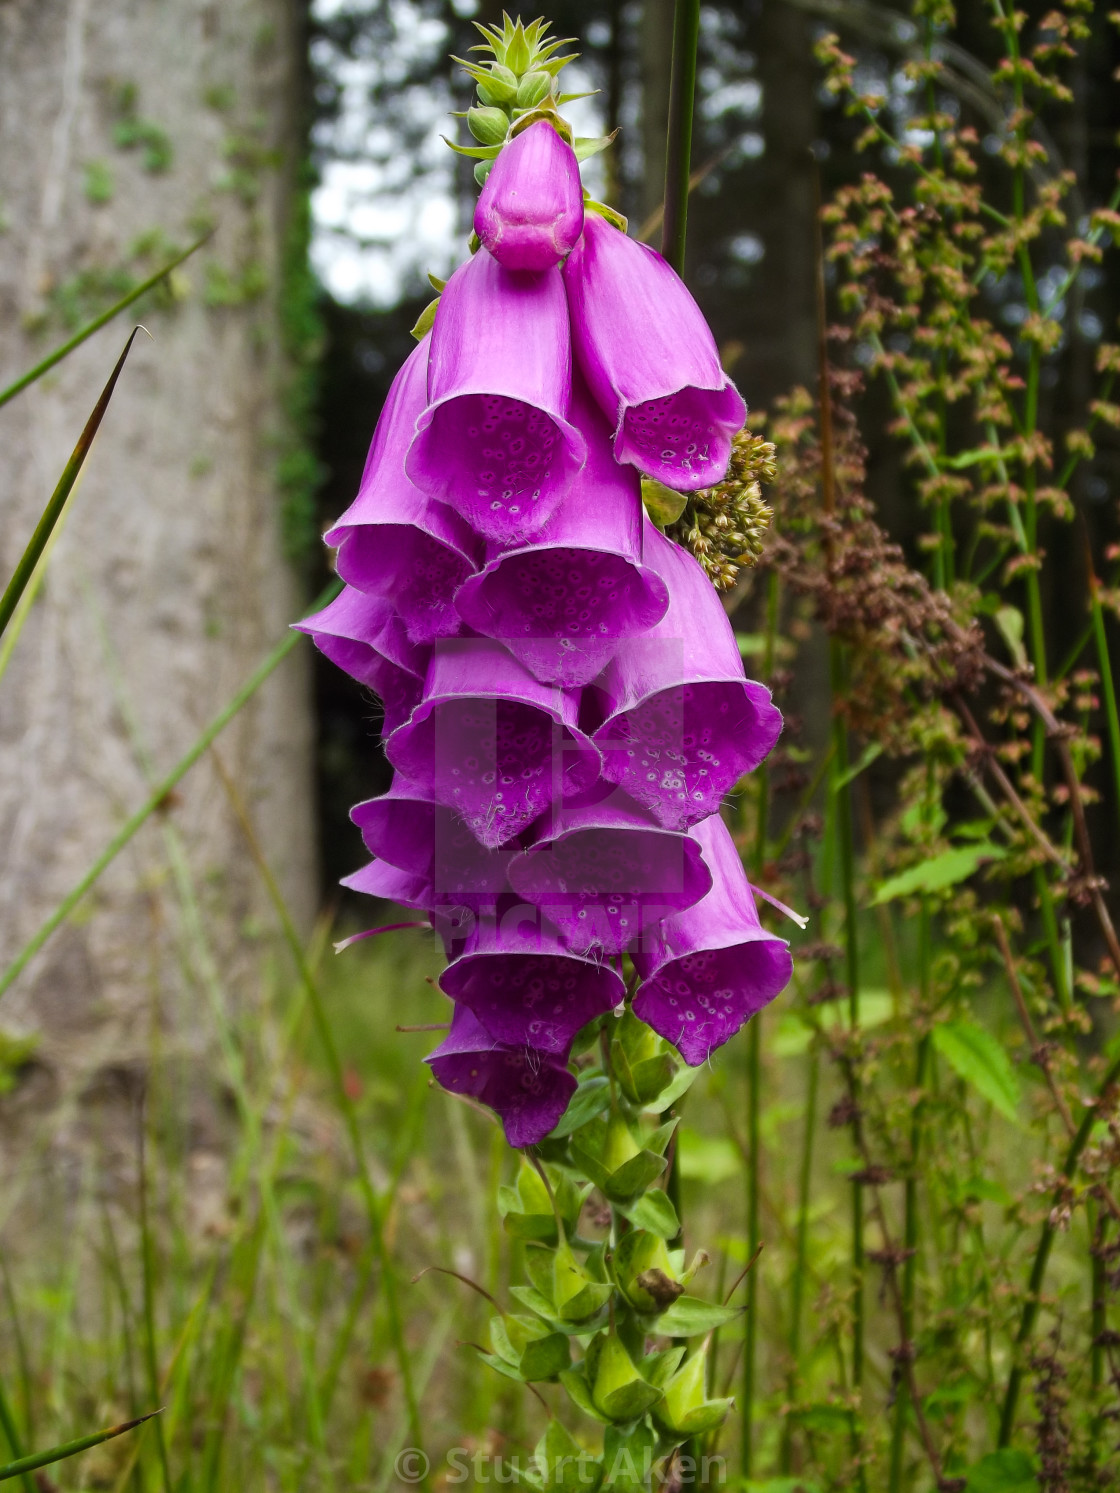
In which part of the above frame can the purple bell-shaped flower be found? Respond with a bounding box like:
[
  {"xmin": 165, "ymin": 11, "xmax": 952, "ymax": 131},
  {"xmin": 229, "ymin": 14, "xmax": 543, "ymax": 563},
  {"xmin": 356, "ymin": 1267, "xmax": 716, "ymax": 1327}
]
[
  {"xmin": 632, "ymin": 813, "xmax": 793, "ymax": 1066},
  {"xmin": 563, "ymin": 211, "xmax": 746, "ymax": 491},
  {"xmin": 588, "ymin": 521, "xmax": 781, "ymax": 831},
  {"xmin": 508, "ymin": 785, "xmax": 712, "ymax": 958},
  {"xmin": 453, "ymin": 377, "xmax": 670, "ymax": 687},
  {"xmin": 384, "ymin": 637, "xmax": 600, "ymax": 847},
  {"xmin": 294, "ymin": 587, "xmax": 426, "ymax": 734},
  {"xmin": 351, "ymin": 775, "xmax": 517, "ymax": 909},
  {"xmin": 325, "ymin": 337, "xmax": 481, "ymax": 646},
  {"xmin": 407, "ymin": 247, "xmax": 587, "ymax": 542},
  {"xmin": 425, "ymin": 1005, "xmax": 576, "ymax": 1148},
  {"xmin": 474, "ymin": 119, "xmax": 584, "ymax": 272},
  {"xmin": 440, "ymin": 896, "xmax": 625, "ymax": 1054}
]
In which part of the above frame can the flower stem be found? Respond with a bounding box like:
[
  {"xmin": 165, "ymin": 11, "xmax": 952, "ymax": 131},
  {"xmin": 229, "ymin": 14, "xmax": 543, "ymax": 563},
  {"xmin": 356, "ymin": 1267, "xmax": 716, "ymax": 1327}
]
[{"xmin": 661, "ymin": 0, "xmax": 700, "ymax": 275}]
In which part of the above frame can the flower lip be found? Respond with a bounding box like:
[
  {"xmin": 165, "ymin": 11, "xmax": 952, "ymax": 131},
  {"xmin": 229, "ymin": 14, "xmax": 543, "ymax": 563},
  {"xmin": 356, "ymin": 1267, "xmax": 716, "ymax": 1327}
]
[
  {"xmin": 632, "ymin": 813, "xmax": 793, "ymax": 1066},
  {"xmin": 425, "ymin": 1004, "xmax": 577, "ymax": 1148},
  {"xmin": 294, "ymin": 587, "xmax": 426, "ymax": 734},
  {"xmin": 341, "ymin": 858, "xmax": 433, "ymax": 910},
  {"xmin": 507, "ymin": 785, "xmax": 713, "ymax": 957},
  {"xmin": 452, "ymin": 375, "xmax": 670, "ymax": 687},
  {"xmin": 406, "ymin": 248, "xmax": 587, "ymax": 543},
  {"xmin": 383, "ymin": 637, "xmax": 601, "ymax": 848},
  {"xmin": 563, "ymin": 209, "xmax": 747, "ymax": 491},
  {"xmin": 439, "ymin": 897, "xmax": 626, "ymax": 1054},
  {"xmin": 324, "ymin": 335, "xmax": 481, "ymax": 646},
  {"xmin": 474, "ymin": 118, "xmax": 584, "ymax": 273},
  {"xmin": 350, "ymin": 774, "xmax": 519, "ymax": 905},
  {"xmin": 589, "ymin": 522, "xmax": 782, "ymax": 831}
]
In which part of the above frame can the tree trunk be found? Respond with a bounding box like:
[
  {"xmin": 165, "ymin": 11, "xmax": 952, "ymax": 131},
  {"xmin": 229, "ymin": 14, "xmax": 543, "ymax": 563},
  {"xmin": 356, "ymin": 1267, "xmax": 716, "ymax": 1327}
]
[{"xmin": 0, "ymin": 0, "xmax": 314, "ymax": 1166}]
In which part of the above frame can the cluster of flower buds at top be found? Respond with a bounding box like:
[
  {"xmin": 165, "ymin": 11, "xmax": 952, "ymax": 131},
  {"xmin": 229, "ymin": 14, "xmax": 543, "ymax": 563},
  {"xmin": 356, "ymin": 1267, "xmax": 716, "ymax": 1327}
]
[{"xmin": 297, "ymin": 14, "xmax": 792, "ymax": 1153}]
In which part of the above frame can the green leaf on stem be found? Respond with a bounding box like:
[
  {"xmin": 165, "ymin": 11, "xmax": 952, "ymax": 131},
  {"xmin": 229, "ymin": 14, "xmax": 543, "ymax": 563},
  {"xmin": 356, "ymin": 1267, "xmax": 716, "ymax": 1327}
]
[
  {"xmin": 932, "ymin": 1020, "xmax": 1021, "ymax": 1123},
  {"xmin": 870, "ymin": 844, "xmax": 1007, "ymax": 905}
]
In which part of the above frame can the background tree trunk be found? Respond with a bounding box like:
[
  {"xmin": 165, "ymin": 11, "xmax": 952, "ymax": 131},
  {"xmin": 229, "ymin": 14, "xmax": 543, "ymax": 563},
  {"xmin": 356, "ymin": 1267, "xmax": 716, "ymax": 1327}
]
[{"xmin": 0, "ymin": 0, "xmax": 314, "ymax": 1171}]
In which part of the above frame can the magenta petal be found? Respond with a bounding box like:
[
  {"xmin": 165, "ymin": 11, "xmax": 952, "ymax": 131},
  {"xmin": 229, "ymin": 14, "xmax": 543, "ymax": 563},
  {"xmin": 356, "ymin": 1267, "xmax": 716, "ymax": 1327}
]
[
  {"xmin": 294, "ymin": 587, "xmax": 426, "ymax": 733},
  {"xmin": 350, "ymin": 776, "xmax": 517, "ymax": 907},
  {"xmin": 440, "ymin": 900, "xmax": 625, "ymax": 1054},
  {"xmin": 453, "ymin": 379, "xmax": 670, "ymax": 687},
  {"xmin": 425, "ymin": 1005, "xmax": 577, "ymax": 1148},
  {"xmin": 406, "ymin": 249, "xmax": 587, "ymax": 542},
  {"xmin": 341, "ymin": 858, "xmax": 433, "ymax": 910},
  {"xmin": 563, "ymin": 212, "xmax": 746, "ymax": 490},
  {"xmin": 384, "ymin": 638, "xmax": 600, "ymax": 847},
  {"xmin": 325, "ymin": 337, "xmax": 481, "ymax": 645},
  {"xmin": 508, "ymin": 786, "xmax": 712, "ymax": 957},
  {"xmin": 589, "ymin": 523, "xmax": 782, "ymax": 830},
  {"xmin": 632, "ymin": 814, "xmax": 792, "ymax": 1065},
  {"xmin": 474, "ymin": 120, "xmax": 584, "ymax": 272}
]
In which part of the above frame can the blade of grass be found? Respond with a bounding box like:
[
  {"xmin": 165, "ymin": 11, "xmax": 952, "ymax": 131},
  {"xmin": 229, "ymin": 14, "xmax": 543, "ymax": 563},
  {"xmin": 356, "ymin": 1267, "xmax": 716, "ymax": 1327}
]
[
  {"xmin": 0, "ymin": 235, "xmax": 210, "ymax": 409},
  {"xmin": 661, "ymin": 0, "xmax": 700, "ymax": 275},
  {"xmin": 0, "ymin": 1381, "xmax": 34, "ymax": 1493},
  {"xmin": 1088, "ymin": 553, "xmax": 1120, "ymax": 842},
  {"xmin": 0, "ymin": 578, "xmax": 341, "ymax": 1004},
  {"xmin": 0, "ymin": 469, "xmax": 84, "ymax": 687},
  {"xmin": 0, "ymin": 329, "xmax": 142, "ymax": 642},
  {"xmin": 208, "ymin": 751, "xmax": 425, "ymax": 1469},
  {"xmin": 137, "ymin": 1108, "xmax": 173, "ymax": 1493},
  {"xmin": 0, "ymin": 1411, "xmax": 161, "ymax": 1484},
  {"xmin": 0, "ymin": 1254, "xmax": 34, "ymax": 1445}
]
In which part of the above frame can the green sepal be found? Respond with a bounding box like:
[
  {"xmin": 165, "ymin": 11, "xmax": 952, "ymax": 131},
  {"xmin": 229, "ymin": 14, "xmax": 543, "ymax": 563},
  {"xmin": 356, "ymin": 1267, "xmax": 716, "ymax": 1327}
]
[
  {"xmin": 652, "ymin": 1347, "xmax": 733, "ymax": 1437},
  {"xmin": 520, "ymin": 1331, "xmax": 571, "ymax": 1382},
  {"xmin": 610, "ymin": 1010, "xmax": 680, "ymax": 1107},
  {"xmin": 505, "ymin": 22, "xmax": 531, "ymax": 74},
  {"xmin": 468, "ymin": 106, "xmax": 510, "ymax": 145},
  {"xmin": 531, "ymin": 1421, "xmax": 604, "ymax": 1492},
  {"xmin": 475, "ymin": 1346, "xmax": 530, "ymax": 1382},
  {"xmin": 509, "ymin": 1283, "xmax": 562, "ymax": 1321},
  {"xmin": 574, "ymin": 132, "xmax": 618, "ymax": 162},
  {"xmin": 640, "ymin": 1345, "xmax": 686, "ymax": 1390},
  {"xmin": 524, "ymin": 1243, "xmax": 555, "ymax": 1299},
  {"xmin": 516, "ymin": 70, "xmax": 554, "ymax": 108},
  {"xmin": 584, "ymin": 198, "xmax": 629, "ymax": 233},
  {"xmin": 549, "ymin": 1073, "xmax": 611, "ymax": 1138},
  {"xmin": 427, "ymin": 271, "xmax": 447, "ymax": 292},
  {"xmin": 498, "ymin": 1157, "xmax": 583, "ymax": 1244},
  {"xmin": 489, "ymin": 1314, "xmax": 520, "ymax": 1366},
  {"xmin": 647, "ymin": 1060, "xmax": 701, "ymax": 1112},
  {"xmin": 558, "ymin": 1366, "xmax": 612, "ymax": 1425},
  {"xmin": 511, "ymin": 107, "xmax": 573, "ymax": 145},
  {"xmin": 602, "ymin": 1420, "xmax": 658, "ymax": 1492},
  {"xmin": 641, "ymin": 478, "xmax": 688, "ymax": 531},
  {"xmin": 441, "ymin": 135, "xmax": 502, "ymax": 160},
  {"xmin": 605, "ymin": 1150, "xmax": 670, "ymax": 1202},
  {"xmin": 410, "ymin": 298, "xmax": 439, "ymax": 341},
  {"xmin": 648, "ymin": 1296, "xmax": 743, "ymax": 1337},
  {"xmin": 554, "ymin": 1239, "xmax": 613, "ymax": 1322},
  {"xmin": 590, "ymin": 1332, "xmax": 663, "ymax": 1422},
  {"xmin": 477, "ymin": 65, "xmax": 519, "ymax": 106},
  {"xmin": 474, "ymin": 160, "xmax": 493, "ymax": 187},
  {"xmin": 558, "ymin": 90, "xmax": 599, "ymax": 106},
  {"xmin": 615, "ymin": 1189, "xmax": 679, "ymax": 1240}
]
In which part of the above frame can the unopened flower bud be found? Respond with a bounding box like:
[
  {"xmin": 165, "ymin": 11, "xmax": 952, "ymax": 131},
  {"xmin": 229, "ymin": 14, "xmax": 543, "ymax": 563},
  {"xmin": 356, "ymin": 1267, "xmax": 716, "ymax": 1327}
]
[
  {"xmin": 516, "ymin": 69, "xmax": 553, "ymax": 108},
  {"xmin": 468, "ymin": 105, "xmax": 509, "ymax": 145},
  {"xmin": 474, "ymin": 119, "xmax": 584, "ymax": 272},
  {"xmin": 476, "ymin": 64, "xmax": 518, "ymax": 106}
]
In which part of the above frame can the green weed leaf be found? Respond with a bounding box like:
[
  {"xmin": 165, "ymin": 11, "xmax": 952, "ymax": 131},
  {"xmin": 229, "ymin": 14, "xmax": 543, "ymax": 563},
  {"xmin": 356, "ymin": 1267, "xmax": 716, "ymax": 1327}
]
[
  {"xmin": 933, "ymin": 1020, "xmax": 1021, "ymax": 1122},
  {"xmin": 871, "ymin": 844, "xmax": 1007, "ymax": 905}
]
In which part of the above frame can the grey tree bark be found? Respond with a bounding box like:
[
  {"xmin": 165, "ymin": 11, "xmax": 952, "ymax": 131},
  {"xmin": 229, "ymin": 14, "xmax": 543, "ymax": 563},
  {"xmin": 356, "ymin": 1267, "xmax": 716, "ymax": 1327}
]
[{"xmin": 0, "ymin": 0, "xmax": 315, "ymax": 1173}]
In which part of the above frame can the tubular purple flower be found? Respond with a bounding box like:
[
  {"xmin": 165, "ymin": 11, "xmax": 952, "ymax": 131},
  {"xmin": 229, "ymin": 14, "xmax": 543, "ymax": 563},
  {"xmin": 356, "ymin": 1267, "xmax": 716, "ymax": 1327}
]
[
  {"xmin": 632, "ymin": 813, "xmax": 793, "ymax": 1066},
  {"xmin": 588, "ymin": 523, "xmax": 782, "ymax": 830},
  {"xmin": 563, "ymin": 211, "xmax": 746, "ymax": 491},
  {"xmin": 406, "ymin": 248, "xmax": 586, "ymax": 542},
  {"xmin": 341, "ymin": 857, "xmax": 433, "ymax": 911},
  {"xmin": 425, "ymin": 1005, "xmax": 576, "ymax": 1148},
  {"xmin": 440, "ymin": 896, "xmax": 626, "ymax": 1054},
  {"xmin": 294, "ymin": 587, "xmax": 425, "ymax": 734},
  {"xmin": 474, "ymin": 119, "xmax": 584, "ymax": 272},
  {"xmin": 350, "ymin": 776, "xmax": 516, "ymax": 908},
  {"xmin": 508, "ymin": 786, "xmax": 712, "ymax": 957},
  {"xmin": 453, "ymin": 378, "xmax": 670, "ymax": 687},
  {"xmin": 325, "ymin": 336, "xmax": 481, "ymax": 645},
  {"xmin": 385, "ymin": 637, "xmax": 600, "ymax": 847}
]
